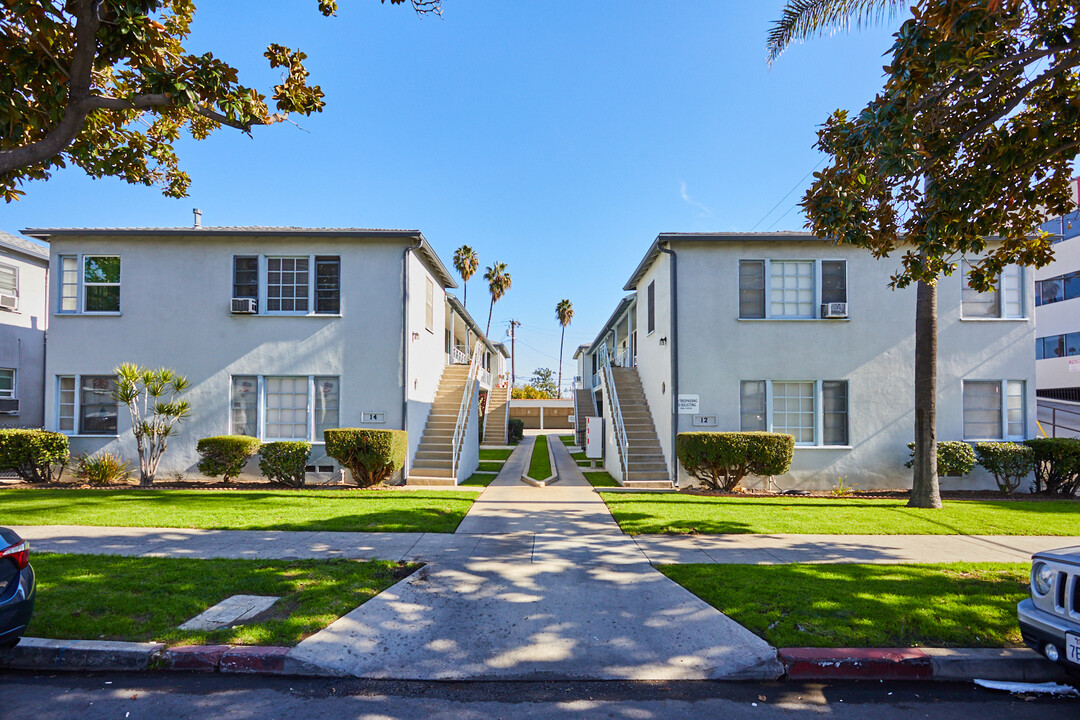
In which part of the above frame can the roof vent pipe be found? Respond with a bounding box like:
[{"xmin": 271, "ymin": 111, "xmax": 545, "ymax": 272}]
[{"xmin": 193, "ymin": 208, "xmax": 202, "ymax": 229}]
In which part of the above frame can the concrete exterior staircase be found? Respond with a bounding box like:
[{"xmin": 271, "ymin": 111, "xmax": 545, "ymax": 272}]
[
  {"xmin": 407, "ymin": 364, "xmax": 472, "ymax": 485},
  {"xmin": 573, "ymin": 389, "xmax": 596, "ymax": 447},
  {"xmin": 483, "ymin": 385, "xmax": 510, "ymax": 445},
  {"xmin": 608, "ymin": 367, "xmax": 673, "ymax": 488}
]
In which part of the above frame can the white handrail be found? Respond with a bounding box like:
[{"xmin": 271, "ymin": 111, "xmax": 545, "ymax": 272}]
[
  {"xmin": 451, "ymin": 345, "xmax": 469, "ymax": 365},
  {"xmin": 451, "ymin": 339, "xmax": 484, "ymax": 480},
  {"xmin": 598, "ymin": 344, "xmax": 629, "ymax": 481}
]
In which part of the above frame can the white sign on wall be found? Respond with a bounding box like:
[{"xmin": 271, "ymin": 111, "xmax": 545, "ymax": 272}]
[
  {"xmin": 677, "ymin": 394, "xmax": 699, "ymax": 414},
  {"xmin": 1070, "ymin": 358, "xmax": 1080, "ymax": 373}
]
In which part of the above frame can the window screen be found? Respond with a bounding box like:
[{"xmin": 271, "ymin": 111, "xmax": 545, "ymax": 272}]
[{"xmin": 738, "ymin": 261, "xmax": 765, "ymax": 319}]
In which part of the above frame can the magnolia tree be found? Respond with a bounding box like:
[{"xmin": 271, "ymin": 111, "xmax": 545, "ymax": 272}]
[{"xmin": 113, "ymin": 363, "xmax": 191, "ymax": 486}]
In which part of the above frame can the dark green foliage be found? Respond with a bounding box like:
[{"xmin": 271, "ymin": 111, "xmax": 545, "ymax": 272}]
[
  {"xmin": 905, "ymin": 440, "xmax": 977, "ymax": 477},
  {"xmin": 259, "ymin": 441, "xmax": 311, "ymax": 488},
  {"xmin": 975, "ymin": 442, "xmax": 1036, "ymax": 496},
  {"xmin": 196, "ymin": 435, "xmax": 262, "ymax": 483},
  {"xmin": 1024, "ymin": 437, "xmax": 1080, "ymax": 497},
  {"xmin": 508, "ymin": 418, "xmax": 524, "ymax": 444},
  {"xmin": 676, "ymin": 432, "xmax": 794, "ymax": 491},
  {"xmin": 75, "ymin": 452, "xmax": 131, "ymax": 485},
  {"xmin": 0, "ymin": 429, "xmax": 69, "ymax": 483},
  {"xmin": 324, "ymin": 429, "xmax": 407, "ymax": 488}
]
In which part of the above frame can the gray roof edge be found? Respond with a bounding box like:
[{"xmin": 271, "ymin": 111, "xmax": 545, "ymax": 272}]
[
  {"xmin": 445, "ymin": 294, "xmax": 498, "ymax": 352},
  {"xmin": 586, "ymin": 294, "xmax": 636, "ymax": 355},
  {"xmin": 0, "ymin": 232, "xmax": 49, "ymax": 265}
]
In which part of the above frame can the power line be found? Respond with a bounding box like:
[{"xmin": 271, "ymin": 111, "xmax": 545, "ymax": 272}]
[{"xmin": 748, "ymin": 157, "xmax": 825, "ymax": 232}]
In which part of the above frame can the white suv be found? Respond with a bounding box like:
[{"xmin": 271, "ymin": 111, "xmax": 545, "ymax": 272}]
[{"xmin": 1018, "ymin": 545, "xmax": 1080, "ymax": 677}]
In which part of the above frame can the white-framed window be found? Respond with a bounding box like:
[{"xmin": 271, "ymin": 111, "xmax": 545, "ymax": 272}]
[
  {"xmin": 56, "ymin": 374, "xmax": 118, "ymax": 435},
  {"xmin": 961, "ymin": 260, "xmax": 1023, "ymax": 319},
  {"xmin": 739, "ymin": 259, "xmax": 847, "ymax": 319},
  {"xmin": 0, "ymin": 368, "xmax": 14, "ymax": 399},
  {"xmin": 229, "ymin": 375, "xmax": 340, "ymax": 442},
  {"xmin": 963, "ymin": 379, "xmax": 1025, "ymax": 440},
  {"xmin": 425, "ymin": 277, "xmax": 435, "ymax": 332},
  {"xmin": 232, "ymin": 255, "xmax": 340, "ymax": 316},
  {"xmin": 740, "ymin": 379, "xmax": 849, "ymax": 446},
  {"xmin": 57, "ymin": 255, "xmax": 122, "ymax": 314},
  {"xmin": 0, "ymin": 263, "xmax": 17, "ymax": 308}
]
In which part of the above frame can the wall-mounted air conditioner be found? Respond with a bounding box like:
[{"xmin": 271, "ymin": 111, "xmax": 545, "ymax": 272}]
[
  {"xmin": 823, "ymin": 302, "xmax": 848, "ymax": 319},
  {"xmin": 0, "ymin": 398, "xmax": 19, "ymax": 415},
  {"xmin": 0, "ymin": 293, "xmax": 17, "ymax": 311},
  {"xmin": 231, "ymin": 297, "xmax": 257, "ymax": 314}
]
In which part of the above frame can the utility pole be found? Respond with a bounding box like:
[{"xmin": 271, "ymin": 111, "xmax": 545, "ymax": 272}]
[{"xmin": 508, "ymin": 319, "xmax": 521, "ymax": 385}]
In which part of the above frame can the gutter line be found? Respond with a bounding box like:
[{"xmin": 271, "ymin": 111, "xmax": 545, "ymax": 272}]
[{"xmin": 658, "ymin": 242, "xmax": 678, "ymax": 487}]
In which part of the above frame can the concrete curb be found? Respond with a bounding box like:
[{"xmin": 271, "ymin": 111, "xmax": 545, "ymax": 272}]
[
  {"xmin": 0, "ymin": 638, "xmax": 166, "ymax": 671},
  {"xmin": 778, "ymin": 647, "xmax": 1070, "ymax": 682}
]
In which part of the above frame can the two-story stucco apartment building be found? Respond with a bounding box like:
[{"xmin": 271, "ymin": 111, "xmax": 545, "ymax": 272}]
[
  {"xmin": 23, "ymin": 226, "xmax": 508, "ymax": 485},
  {"xmin": 576, "ymin": 232, "xmax": 1037, "ymax": 490},
  {"xmin": 0, "ymin": 231, "xmax": 49, "ymax": 429}
]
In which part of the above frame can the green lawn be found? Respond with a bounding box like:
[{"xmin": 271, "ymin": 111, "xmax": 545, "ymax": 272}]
[
  {"xmin": 476, "ymin": 461, "xmax": 504, "ymax": 473},
  {"xmin": 461, "ymin": 473, "xmax": 496, "ymax": 487},
  {"xmin": 600, "ymin": 494, "xmax": 1080, "ymax": 535},
  {"xmin": 528, "ymin": 435, "xmax": 552, "ymax": 480},
  {"xmin": 0, "ymin": 488, "xmax": 478, "ymax": 533},
  {"xmin": 29, "ymin": 553, "xmax": 412, "ymax": 646},
  {"xmin": 478, "ymin": 448, "xmax": 513, "ymax": 461},
  {"xmin": 583, "ymin": 471, "xmax": 619, "ymax": 487},
  {"xmin": 659, "ymin": 563, "xmax": 1028, "ymax": 648},
  {"xmin": 558, "ymin": 435, "xmax": 575, "ymax": 446}
]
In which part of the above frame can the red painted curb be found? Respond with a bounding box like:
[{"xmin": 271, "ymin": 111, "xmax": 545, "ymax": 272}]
[
  {"xmin": 163, "ymin": 645, "xmax": 231, "ymax": 672},
  {"xmin": 780, "ymin": 648, "xmax": 933, "ymax": 681},
  {"xmin": 219, "ymin": 646, "xmax": 291, "ymax": 674}
]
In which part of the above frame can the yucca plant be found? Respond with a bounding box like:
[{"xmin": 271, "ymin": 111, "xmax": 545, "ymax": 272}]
[
  {"xmin": 113, "ymin": 363, "xmax": 192, "ymax": 487},
  {"xmin": 76, "ymin": 451, "xmax": 131, "ymax": 486}
]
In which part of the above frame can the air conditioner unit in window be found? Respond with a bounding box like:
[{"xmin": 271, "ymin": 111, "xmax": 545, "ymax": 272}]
[
  {"xmin": 0, "ymin": 398, "xmax": 19, "ymax": 415},
  {"xmin": 0, "ymin": 293, "xmax": 17, "ymax": 311},
  {"xmin": 823, "ymin": 302, "xmax": 848, "ymax": 319},
  {"xmin": 231, "ymin": 297, "xmax": 257, "ymax": 314}
]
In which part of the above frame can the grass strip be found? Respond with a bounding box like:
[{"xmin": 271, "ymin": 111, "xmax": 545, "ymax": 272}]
[
  {"xmin": 0, "ymin": 488, "xmax": 478, "ymax": 533},
  {"xmin": 583, "ymin": 471, "xmax": 619, "ymax": 487},
  {"xmin": 462, "ymin": 473, "xmax": 496, "ymax": 487},
  {"xmin": 599, "ymin": 494, "xmax": 1080, "ymax": 535},
  {"xmin": 29, "ymin": 553, "xmax": 413, "ymax": 647},
  {"xmin": 478, "ymin": 448, "xmax": 513, "ymax": 461},
  {"xmin": 476, "ymin": 461, "xmax": 504, "ymax": 473},
  {"xmin": 528, "ymin": 436, "xmax": 552, "ymax": 480},
  {"xmin": 659, "ymin": 563, "xmax": 1028, "ymax": 648},
  {"xmin": 559, "ymin": 436, "xmax": 575, "ymax": 446}
]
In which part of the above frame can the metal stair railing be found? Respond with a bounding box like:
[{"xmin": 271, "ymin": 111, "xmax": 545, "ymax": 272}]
[
  {"xmin": 451, "ymin": 339, "xmax": 484, "ymax": 481},
  {"xmin": 451, "ymin": 345, "xmax": 469, "ymax": 366},
  {"xmin": 598, "ymin": 344, "xmax": 629, "ymax": 481}
]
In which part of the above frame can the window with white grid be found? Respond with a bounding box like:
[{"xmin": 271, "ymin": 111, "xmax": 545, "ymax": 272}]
[
  {"xmin": 769, "ymin": 261, "xmax": 814, "ymax": 318},
  {"xmin": 266, "ymin": 257, "xmax": 310, "ymax": 313},
  {"xmin": 58, "ymin": 376, "xmax": 76, "ymax": 431},
  {"xmin": 963, "ymin": 379, "xmax": 1025, "ymax": 440},
  {"xmin": 265, "ymin": 377, "xmax": 309, "ymax": 440},
  {"xmin": 771, "ymin": 381, "xmax": 816, "ymax": 443},
  {"xmin": 962, "ymin": 260, "xmax": 1024, "ymax": 319}
]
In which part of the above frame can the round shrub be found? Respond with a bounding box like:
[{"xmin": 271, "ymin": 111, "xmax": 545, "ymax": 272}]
[
  {"xmin": 508, "ymin": 418, "xmax": 525, "ymax": 444},
  {"xmin": 259, "ymin": 441, "xmax": 311, "ymax": 487},
  {"xmin": 324, "ymin": 428, "xmax": 407, "ymax": 487},
  {"xmin": 196, "ymin": 435, "xmax": 262, "ymax": 483},
  {"xmin": 0, "ymin": 429, "xmax": 69, "ymax": 483},
  {"xmin": 974, "ymin": 441, "xmax": 1035, "ymax": 496},
  {"xmin": 75, "ymin": 451, "xmax": 131, "ymax": 485},
  {"xmin": 676, "ymin": 432, "xmax": 794, "ymax": 492},
  {"xmin": 905, "ymin": 440, "xmax": 977, "ymax": 477},
  {"xmin": 1024, "ymin": 437, "xmax": 1080, "ymax": 497}
]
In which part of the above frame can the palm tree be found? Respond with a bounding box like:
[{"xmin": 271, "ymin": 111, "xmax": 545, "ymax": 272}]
[
  {"xmin": 767, "ymin": 0, "xmax": 943, "ymax": 509},
  {"xmin": 452, "ymin": 245, "xmax": 479, "ymax": 308},
  {"xmin": 555, "ymin": 299, "xmax": 573, "ymax": 399},
  {"xmin": 483, "ymin": 262, "xmax": 511, "ymax": 337}
]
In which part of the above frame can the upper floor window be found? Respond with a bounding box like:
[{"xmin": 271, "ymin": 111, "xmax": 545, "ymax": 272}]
[
  {"xmin": 739, "ymin": 259, "xmax": 847, "ymax": 319},
  {"xmin": 231, "ymin": 255, "xmax": 340, "ymax": 315},
  {"xmin": 647, "ymin": 281, "xmax": 655, "ymax": 334},
  {"xmin": 1035, "ymin": 332, "xmax": 1080, "ymax": 360},
  {"xmin": 1035, "ymin": 270, "xmax": 1080, "ymax": 307},
  {"xmin": 0, "ymin": 369, "xmax": 14, "ymax": 399},
  {"xmin": 740, "ymin": 379, "xmax": 849, "ymax": 446},
  {"xmin": 425, "ymin": 277, "xmax": 435, "ymax": 332},
  {"xmin": 0, "ymin": 263, "xmax": 17, "ymax": 310},
  {"xmin": 58, "ymin": 255, "xmax": 121, "ymax": 313},
  {"xmin": 961, "ymin": 260, "xmax": 1023, "ymax": 319},
  {"xmin": 57, "ymin": 374, "xmax": 118, "ymax": 435}
]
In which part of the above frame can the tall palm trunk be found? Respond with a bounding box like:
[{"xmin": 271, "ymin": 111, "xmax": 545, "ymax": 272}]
[
  {"xmin": 909, "ymin": 277, "xmax": 942, "ymax": 508},
  {"xmin": 486, "ymin": 298, "xmax": 494, "ymax": 337},
  {"xmin": 463, "ymin": 281, "xmax": 467, "ymax": 309},
  {"xmin": 557, "ymin": 326, "xmax": 566, "ymax": 398}
]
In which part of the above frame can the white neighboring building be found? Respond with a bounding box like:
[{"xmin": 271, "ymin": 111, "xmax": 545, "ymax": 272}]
[
  {"xmin": 25, "ymin": 226, "xmax": 504, "ymax": 484},
  {"xmin": 0, "ymin": 231, "xmax": 49, "ymax": 429},
  {"xmin": 1035, "ymin": 210, "xmax": 1080, "ymax": 401},
  {"xmin": 579, "ymin": 232, "xmax": 1037, "ymax": 491}
]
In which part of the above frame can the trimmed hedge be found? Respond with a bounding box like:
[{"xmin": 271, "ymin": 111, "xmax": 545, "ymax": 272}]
[
  {"xmin": 974, "ymin": 442, "xmax": 1035, "ymax": 496},
  {"xmin": 196, "ymin": 436, "xmax": 262, "ymax": 483},
  {"xmin": 905, "ymin": 441, "xmax": 977, "ymax": 477},
  {"xmin": 508, "ymin": 418, "xmax": 524, "ymax": 444},
  {"xmin": 259, "ymin": 441, "xmax": 311, "ymax": 488},
  {"xmin": 0, "ymin": 429, "xmax": 69, "ymax": 483},
  {"xmin": 676, "ymin": 432, "xmax": 794, "ymax": 492},
  {"xmin": 324, "ymin": 429, "xmax": 407, "ymax": 487},
  {"xmin": 1024, "ymin": 437, "xmax": 1080, "ymax": 497}
]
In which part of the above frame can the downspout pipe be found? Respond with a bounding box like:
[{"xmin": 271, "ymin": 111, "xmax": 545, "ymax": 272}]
[
  {"xmin": 401, "ymin": 238, "xmax": 422, "ymax": 480},
  {"xmin": 657, "ymin": 242, "xmax": 678, "ymax": 487}
]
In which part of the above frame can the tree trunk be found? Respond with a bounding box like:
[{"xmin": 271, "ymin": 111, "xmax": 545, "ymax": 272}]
[
  {"xmin": 557, "ymin": 327, "xmax": 565, "ymax": 398},
  {"xmin": 486, "ymin": 298, "xmax": 494, "ymax": 337},
  {"xmin": 909, "ymin": 277, "xmax": 942, "ymax": 508},
  {"xmin": 463, "ymin": 281, "xmax": 467, "ymax": 309}
]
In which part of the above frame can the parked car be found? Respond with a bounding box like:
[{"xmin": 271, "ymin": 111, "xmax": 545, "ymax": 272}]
[
  {"xmin": 0, "ymin": 528, "xmax": 35, "ymax": 649},
  {"xmin": 1018, "ymin": 545, "xmax": 1080, "ymax": 677}
]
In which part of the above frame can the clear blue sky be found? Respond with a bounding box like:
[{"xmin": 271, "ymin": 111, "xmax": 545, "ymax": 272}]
[{"xmin": 2, "ymin": 1, "xmax": 902, "ymax": 385}]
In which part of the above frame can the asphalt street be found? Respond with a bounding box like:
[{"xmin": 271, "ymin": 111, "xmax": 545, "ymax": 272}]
[{"xmin": 2, "ymin": 672, "xmax": 1078, "ymax": 720}]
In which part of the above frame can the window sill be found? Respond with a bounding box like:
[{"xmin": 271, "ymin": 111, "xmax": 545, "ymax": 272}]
[
  {"xmin": 794, "ymin": 445, "xmax": 853, "ymax": 450},
  {"xmin": 56, "ymin": 312, "xmax": 122, "ymax": 317},
  {"xmin": 738, "ymin": 318, "xmax": 850, "ymax": 322},
  {"xmin": 59, "ymin": 433, "xmax": 120, "ymax": 438},
  {"xmin": 958, "ymin": 317, "xmax": 1027, "ymax": 322},
  {"xmin": 239, "ymin": 313, "xmax": 343, "ymax": 318}
]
